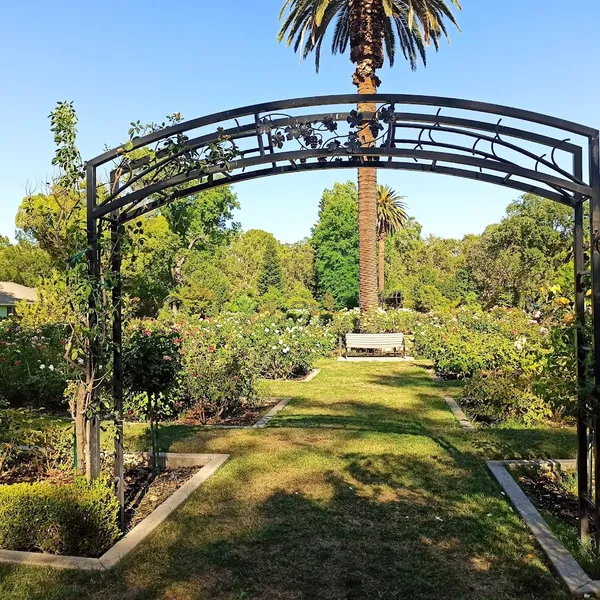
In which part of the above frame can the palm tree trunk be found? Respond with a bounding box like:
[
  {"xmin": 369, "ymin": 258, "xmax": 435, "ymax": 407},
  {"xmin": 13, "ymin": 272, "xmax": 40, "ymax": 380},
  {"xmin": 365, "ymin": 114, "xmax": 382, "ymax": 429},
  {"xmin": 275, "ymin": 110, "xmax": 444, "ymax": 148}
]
[
  {"xmin": 348, "ymin": 0, "xmax": 383, "ymax": 318},
  {"xmin": 356, "ymin": 74, "xmax": 379, "ymax": 316},
  {"xmin": 378, "ymin": 231, "xmax": 386, "ymax": 292}
]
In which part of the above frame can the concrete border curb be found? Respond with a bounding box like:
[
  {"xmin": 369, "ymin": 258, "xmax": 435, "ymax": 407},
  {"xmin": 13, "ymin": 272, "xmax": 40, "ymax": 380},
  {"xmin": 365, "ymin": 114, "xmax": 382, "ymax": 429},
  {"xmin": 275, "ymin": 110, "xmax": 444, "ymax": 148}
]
[
  {"xmin": 253, "ymin": 397, "xmax": 292, "ymax": 428},
  {"xmin": 443, "ymin": 396, "xmax": 474, "ymax": 429},
  {"xmin": 300, "ymin": 368, "xmax": 321, "ymax": 382},
  {"xmin": 487, "ymin": 459, "xmax": 600, "ymax": 597},
  {"xmin": 0, "ymin": 453, "xmax": 229, "ymax": 571}
]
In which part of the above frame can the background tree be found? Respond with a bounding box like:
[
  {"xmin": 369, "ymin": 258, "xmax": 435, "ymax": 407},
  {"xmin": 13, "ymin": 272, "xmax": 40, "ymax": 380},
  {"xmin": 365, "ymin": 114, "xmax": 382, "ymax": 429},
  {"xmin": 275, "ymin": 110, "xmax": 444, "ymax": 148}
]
[
  {"xmin": 311, "ymin": 182, "xmax": 359, "ymax": 308},
  {"xmin": 377, "ymin": 184, "xmax": 407, "ymax": 292},
  {"xmin": 122, "ymin": 215, "xmax": 180, "ymax": 316},
  {"xmin": 280, "ymin": 239, "xmax": 316, "ymax": 294},
  {"xmin": 0, "ymin": 239, "xmax": 52, "ymax": 287},
  {"xmin": 258, "ymin": 238, "xmax": 284, "ymax": 295},
  {"xmin": 465, "ymin": 194, "xmax": 573, "ymax": 308},
  {"xmin": 163, "ymin": 186, "xmax": 239, "ymax": 314},
  {"xmin": 279, "ymin": 0, "xmax": 460, "ymax": 316}
]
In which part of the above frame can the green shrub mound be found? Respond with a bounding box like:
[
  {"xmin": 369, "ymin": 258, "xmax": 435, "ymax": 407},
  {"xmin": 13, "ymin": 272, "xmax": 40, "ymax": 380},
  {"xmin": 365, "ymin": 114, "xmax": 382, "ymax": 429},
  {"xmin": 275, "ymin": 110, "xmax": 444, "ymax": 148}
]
[
  {"xmin": 0, "ymin": 479, "xmax": 120, "ymax": 557},
  {"xmin": 462, "ymin": 370, "xmax": 551, "ymax": 425}
]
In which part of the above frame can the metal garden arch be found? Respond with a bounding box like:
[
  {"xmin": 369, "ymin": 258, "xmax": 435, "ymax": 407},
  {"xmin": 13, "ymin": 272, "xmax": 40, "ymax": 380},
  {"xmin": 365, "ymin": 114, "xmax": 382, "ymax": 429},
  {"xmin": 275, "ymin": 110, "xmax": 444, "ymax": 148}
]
[{"xmin": 85, "ymin": 94, "xmax": 600, "ymax": 542}]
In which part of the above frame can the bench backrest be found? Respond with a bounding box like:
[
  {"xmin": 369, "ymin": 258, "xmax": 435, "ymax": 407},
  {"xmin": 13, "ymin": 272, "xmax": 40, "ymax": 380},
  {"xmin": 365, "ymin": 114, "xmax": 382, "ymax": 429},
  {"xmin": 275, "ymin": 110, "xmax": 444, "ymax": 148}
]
[{"xmin": 345, "ymin": 333, "xmax": 404, "ymax": 349}]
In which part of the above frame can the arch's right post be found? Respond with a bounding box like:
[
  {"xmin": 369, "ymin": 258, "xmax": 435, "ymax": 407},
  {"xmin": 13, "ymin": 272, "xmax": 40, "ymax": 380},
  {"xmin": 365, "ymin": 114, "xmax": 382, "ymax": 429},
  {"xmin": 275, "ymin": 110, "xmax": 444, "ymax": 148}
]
[
  {"xmin": 589, "ymin": 129, "xmax": 600, "ymax": 550},
  {"xmin": 574, "ymin": 183, "xmax": 589, "ymax": 542}
]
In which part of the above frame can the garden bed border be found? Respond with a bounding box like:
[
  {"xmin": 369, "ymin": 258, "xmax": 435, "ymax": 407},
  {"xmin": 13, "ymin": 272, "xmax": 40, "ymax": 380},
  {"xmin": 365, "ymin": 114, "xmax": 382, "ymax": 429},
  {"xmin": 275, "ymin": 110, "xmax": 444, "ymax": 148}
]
[
  {"xmin": 487, "ymin": 459, "xmax": 600, "ymax": 597},
  {"xmin": 299, "ymin": 368, "xmax": 321, "ymax": 382},
  {"xmin": 0, "ymin": 452, "xmax": 229, "ymax": 571},
  {"xmin": 443, "ymin": 396, "xmax": 474, "ymax": 429}
]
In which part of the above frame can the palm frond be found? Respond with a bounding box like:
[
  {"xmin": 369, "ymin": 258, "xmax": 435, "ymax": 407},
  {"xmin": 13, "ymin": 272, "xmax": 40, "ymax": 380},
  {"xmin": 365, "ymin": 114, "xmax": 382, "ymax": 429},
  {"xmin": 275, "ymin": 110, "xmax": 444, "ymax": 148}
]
[
  {"xmin": 278, "ymin": 0, "xmax": 460, "ymax": 72},
  {"xmin": 377, "ymin": 184, "xmax": 408, "ymax": 237}
]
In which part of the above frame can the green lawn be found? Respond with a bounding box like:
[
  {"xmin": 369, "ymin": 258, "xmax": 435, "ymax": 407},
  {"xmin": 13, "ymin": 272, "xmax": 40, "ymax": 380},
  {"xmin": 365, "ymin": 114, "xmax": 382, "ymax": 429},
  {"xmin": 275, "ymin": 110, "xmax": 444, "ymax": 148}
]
[{"xmin": 0, "ymin": 360, "xmax": 579, "ymax": 599}]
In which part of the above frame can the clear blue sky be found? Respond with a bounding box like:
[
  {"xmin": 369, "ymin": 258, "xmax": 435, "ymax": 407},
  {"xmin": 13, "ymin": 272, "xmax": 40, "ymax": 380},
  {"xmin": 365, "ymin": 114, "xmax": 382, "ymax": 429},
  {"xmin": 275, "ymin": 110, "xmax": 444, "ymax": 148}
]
[{"xmin": 1, "ymin": 0, "xmax": 599, "ymax": 243}]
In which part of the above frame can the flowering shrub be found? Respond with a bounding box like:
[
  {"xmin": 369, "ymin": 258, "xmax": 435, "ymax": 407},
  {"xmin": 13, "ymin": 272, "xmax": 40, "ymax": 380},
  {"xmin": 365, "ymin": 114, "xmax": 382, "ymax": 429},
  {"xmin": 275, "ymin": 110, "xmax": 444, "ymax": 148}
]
[
  {"xmin": 183, "ymin": 339, "xmax": 261, "ymax": 423},
  {"xmin": 123, "ymin": 320, "xmax": 182, "ymax": 468},
  {"xmin": 462, "ymin": 370, "xmax": 551, "ymax": 425},
  {"xmin": 532, "ymin": 289, "xmax": 587, "ymax": 418},
  {"xmin": 414, "ymin": 306, "xmax": 544, "ymax": 378},
  {"xmin": 415, "ymin": 294, "xmax": 584, "ymax": 424},
  {"xmin": 123, "ymin": 320, "xmax": 182, "ymax": 398},
  {"xmin": 0, "ymin": 322, "xmax": 72, "ymax": 410},
  {"xmin": 249, "ymin": 313, "xmax": 335, "ymax": 379}
]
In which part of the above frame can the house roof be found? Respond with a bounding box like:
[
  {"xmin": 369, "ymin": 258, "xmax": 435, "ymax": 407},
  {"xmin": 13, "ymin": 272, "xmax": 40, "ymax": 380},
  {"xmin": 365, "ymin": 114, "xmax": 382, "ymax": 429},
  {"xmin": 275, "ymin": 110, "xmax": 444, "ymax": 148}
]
[{"xmin": 0, "ymin": 282, "xmax": 37, "ymax": 306}]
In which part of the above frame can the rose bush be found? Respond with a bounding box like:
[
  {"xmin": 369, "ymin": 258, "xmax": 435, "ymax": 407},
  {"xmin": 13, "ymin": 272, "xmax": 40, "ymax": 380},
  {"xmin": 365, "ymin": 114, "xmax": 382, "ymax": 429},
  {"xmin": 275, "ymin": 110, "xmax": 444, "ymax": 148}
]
[
  {"xmin": 123, "ymin": 320, "xmax": 182, "ymax": 468},
  {"xmin": 249, "ymin": 313, "xmax": 335, "ymax": 379},
  {"xmin": 462, "ymin": 369, "xmax": 551, "ymax": 425},
  {"xmin": 414, "ymin": 306, "xmax": 545, "ymax": 379},
  {"xmin": 415, "ymin": 293, "xmax": 584, "ymax": 424},
  {"xmin": 0, "ymin": 322, "xmax": 72, "ymax": 410}
]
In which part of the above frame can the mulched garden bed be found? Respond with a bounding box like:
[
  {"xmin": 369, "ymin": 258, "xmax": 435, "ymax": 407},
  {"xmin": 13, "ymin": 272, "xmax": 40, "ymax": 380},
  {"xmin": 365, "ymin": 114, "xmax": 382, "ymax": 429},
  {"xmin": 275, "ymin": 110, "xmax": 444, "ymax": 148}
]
[
  {"xmin": 123, "ymin": 461, "xmax": 198, "ymax": 529},
  {"xmin": 178, "ymin": 398, "xmax": 279, "ymax": 426},
  {"xmin": 0, "ymin": 452, "xmax": 199, "ymax": 533},
  {"xmin": 515, "ymin": 466, "xmax": 597, "ymax": 535}
]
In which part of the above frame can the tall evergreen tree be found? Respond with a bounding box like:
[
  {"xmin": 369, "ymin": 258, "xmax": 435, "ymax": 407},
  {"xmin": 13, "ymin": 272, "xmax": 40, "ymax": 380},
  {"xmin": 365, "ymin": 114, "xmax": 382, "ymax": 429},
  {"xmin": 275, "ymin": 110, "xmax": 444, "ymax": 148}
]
[
  {"xmin": 258, "ymin": 238, "xmax": 284, "ymax": 295},
  {"xmin": 312, "ymin": 182, "xmax": 359, "ymax": 308}
]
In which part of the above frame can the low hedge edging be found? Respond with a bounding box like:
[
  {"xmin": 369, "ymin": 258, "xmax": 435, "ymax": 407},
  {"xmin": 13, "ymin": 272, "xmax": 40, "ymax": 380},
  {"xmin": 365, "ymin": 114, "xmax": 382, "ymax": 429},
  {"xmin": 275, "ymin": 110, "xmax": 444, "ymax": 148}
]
[{"xmin": 0, "ymin": 478, "xmax": 120, "ymax": 557}]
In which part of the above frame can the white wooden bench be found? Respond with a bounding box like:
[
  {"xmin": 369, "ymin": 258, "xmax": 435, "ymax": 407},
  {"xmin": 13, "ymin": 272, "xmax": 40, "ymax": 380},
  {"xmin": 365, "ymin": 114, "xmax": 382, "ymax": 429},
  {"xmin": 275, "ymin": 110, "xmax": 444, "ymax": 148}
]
[{"xmin": 344, "ymin": 333, "xmax": 406, "ymax": 358}]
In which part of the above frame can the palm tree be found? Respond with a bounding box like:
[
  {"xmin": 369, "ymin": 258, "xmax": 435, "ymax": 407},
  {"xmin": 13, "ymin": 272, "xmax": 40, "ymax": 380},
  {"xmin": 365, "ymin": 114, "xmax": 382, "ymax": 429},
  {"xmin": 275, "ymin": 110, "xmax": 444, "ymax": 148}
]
[
  {"xmin": 377, "ymin": 184, "xmax": 407, "ymax": 292},
  {"xmin": 278, "ymin": 0, "xmax": 460, "ymax": 315}
]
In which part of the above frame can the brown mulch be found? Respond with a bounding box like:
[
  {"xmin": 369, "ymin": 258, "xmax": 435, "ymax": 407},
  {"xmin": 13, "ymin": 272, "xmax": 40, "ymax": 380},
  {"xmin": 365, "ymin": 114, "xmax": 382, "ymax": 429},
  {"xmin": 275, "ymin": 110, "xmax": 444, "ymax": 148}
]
[
  {"xmin": 0, "ymin": 462, "xmax": 73, "ymax": 486},
  {"xmin": 179, "ymin": 398, "xmax": 278, "ymax": 426},
  {"xmin": 124, "ymin": 464, "xmax": 198, "ymax": 530},
  {"xmin": 517, "ymin": 468, "xmax": 597, "ymax": 534}
]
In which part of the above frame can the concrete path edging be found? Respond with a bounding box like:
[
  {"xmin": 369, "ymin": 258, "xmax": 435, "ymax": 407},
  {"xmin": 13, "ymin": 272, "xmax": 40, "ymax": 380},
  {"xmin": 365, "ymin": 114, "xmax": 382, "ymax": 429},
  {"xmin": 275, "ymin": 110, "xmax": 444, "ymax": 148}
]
[
  {"xmin": 253, "ymin": 397, "xmax": 292, "ymax": 428},
  {"xmin": 487, "ymin": 459, "xmax": 600, "ymax": 598},
  {"xmin": 443, "ymin": 396, "xmax": 474, "ymax": 429},
  {"xmin": 0, "ymin": 453, "xmax": 229, "ymax": 571},
  {"xmin": 300, "ymin": 368, "xmax": 321, "ymax": 382}
]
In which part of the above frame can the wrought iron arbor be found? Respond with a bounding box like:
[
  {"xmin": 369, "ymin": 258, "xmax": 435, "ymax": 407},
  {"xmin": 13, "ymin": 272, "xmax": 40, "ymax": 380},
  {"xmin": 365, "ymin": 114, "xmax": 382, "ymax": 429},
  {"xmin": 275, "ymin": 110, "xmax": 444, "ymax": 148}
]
[{"xmin": 86, "ymin": 94, "xmax": 600, "ymax": 541}]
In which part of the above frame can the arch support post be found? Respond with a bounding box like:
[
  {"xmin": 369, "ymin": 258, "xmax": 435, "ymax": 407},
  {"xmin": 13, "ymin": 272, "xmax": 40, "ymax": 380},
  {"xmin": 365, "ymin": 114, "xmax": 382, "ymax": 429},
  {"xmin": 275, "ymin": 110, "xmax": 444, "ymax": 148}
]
[
  {"xmin": 589, "ymin": 131, "xmax": 600, "ymax": 550},
  {"xmin": 110, "ymin": 211, "xmax": 125, "ymax": 526},
  {"xmin": 85, "ymin": 163, "xmax": 102, "ymax": 481},
  {"xmin": 574, "ymin": 194, "xmax": 589, "ymax": 542}
]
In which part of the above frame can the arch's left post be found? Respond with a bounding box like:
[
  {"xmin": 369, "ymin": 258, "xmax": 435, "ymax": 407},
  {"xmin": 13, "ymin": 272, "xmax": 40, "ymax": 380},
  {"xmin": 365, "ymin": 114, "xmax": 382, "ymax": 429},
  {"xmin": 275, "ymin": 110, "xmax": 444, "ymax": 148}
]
[
  {"xmin": 110, "ymin": 205, "xmax": 125, "ymax": 525},
  {"xmin": 86, "ymin": 163, "xmax": 101, "ymax": 480}
]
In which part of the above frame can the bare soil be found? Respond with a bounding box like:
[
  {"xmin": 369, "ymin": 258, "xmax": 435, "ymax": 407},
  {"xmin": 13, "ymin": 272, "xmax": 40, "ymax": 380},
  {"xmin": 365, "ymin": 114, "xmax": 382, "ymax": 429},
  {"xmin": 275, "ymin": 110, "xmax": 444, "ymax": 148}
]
[
  {"xmin": 124, "ymin": 464, "xmax": 198, "ymax": 529},
  {"xmin": 517, "ymin": 467, "xmax": 596, "ymax": 534}
]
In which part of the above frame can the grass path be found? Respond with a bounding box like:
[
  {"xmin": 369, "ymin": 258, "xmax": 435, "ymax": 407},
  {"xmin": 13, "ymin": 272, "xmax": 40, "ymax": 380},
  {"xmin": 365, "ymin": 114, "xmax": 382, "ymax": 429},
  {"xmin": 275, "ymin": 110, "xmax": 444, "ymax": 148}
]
[{"xmin": 0, "ymin": 360, "xmax": 578, "ymax": 599}]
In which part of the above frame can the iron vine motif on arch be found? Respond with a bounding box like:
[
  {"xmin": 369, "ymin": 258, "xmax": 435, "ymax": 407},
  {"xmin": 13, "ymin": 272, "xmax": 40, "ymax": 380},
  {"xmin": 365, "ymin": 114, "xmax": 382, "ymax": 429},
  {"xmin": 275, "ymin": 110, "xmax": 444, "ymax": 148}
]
[{"xmin": 89, "ymin": 95, "xmax": 596, "ymax": 225}]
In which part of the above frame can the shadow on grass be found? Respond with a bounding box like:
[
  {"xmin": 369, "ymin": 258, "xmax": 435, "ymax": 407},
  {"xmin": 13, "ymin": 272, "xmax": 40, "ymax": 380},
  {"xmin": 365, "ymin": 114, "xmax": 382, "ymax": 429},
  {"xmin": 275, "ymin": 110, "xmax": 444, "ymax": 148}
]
[{"xmin": 1, "ymin": 456, "xmax": 569, "ymax": 600}]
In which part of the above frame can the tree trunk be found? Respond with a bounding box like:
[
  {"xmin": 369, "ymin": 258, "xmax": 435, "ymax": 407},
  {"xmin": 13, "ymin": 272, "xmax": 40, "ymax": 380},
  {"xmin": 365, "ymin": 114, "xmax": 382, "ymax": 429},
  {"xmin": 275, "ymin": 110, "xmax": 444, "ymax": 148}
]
[
  {"xmin": 347, "ymin": 0, "xmax": 384, "ymax": 318},
  {"xmin": 356, "ymin": 75, "xmax": 379, "ymax": 317},
  {"xmin": 378, "ymin": 231, "xmax": 386, "ymax": 292},
  {"xmin": 74, "ymin": 382, "xmax": 87, "ymax": 475},
  {"xmin": 71, "ymin": 366, "xmax": 100, "ymax": 480}
]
